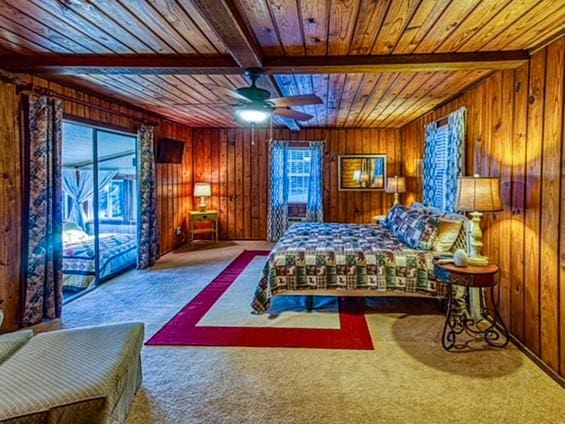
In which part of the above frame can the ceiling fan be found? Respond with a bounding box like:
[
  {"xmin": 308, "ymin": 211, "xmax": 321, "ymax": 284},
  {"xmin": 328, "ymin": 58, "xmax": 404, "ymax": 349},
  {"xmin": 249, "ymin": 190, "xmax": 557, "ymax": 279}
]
[{"xmin": 203, "ymin": 68, "xmax": 323, "ymax": 124}]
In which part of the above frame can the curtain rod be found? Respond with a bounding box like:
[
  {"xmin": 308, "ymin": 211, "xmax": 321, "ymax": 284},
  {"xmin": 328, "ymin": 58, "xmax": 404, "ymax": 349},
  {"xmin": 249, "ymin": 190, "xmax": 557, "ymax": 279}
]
[
  {"xmin": 1, "ymin": 71, "xmax": 159, "ymax": 127},
  {"xmin": 422, "ymin": 114, "xmax": 449, "ymax": 128}
]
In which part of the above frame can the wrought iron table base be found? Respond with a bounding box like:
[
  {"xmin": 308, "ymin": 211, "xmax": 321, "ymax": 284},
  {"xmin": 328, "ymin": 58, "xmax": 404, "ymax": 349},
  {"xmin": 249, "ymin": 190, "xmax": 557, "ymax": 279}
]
[{"xmin": 442, "ymin": 286, "xmax": 509, "ymax": 351}]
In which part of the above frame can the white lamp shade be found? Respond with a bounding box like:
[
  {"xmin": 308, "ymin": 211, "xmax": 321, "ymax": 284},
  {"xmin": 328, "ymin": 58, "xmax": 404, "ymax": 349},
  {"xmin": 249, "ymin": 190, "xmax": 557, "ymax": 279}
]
[
  {"xmin": 385, "ymin": 176, "xmax": 406, "ymax": 194},
  {"xmin": 194, "ymin": 182, "xmax": 211, "ymax": 197},
  {"xmin": 456, "ymin": 176, "xmax": 502, "ymax": 212}
]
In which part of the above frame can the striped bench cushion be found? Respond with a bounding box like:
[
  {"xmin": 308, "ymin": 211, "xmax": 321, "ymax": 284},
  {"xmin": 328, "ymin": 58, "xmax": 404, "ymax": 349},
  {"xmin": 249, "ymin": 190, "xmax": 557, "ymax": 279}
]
[{"xmin": 0, "ymin": 322, "xmax": 144, "ymax": 423}]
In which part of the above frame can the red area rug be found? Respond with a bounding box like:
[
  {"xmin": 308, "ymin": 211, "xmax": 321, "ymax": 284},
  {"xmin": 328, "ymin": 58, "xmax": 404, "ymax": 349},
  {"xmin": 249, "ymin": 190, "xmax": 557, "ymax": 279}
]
[{"xmin": 146, "ymin": 250, "xmax": 373, "ymax": 350}]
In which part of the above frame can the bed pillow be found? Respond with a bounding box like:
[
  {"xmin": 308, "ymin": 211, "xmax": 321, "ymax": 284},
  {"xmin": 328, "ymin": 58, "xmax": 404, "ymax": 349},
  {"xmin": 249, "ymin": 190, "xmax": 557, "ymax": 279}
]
[
  {"xmin": 432, "ymin": 218, "xmax": 464, "ymax": 253},
  {"xmin": 395, "ymin": 211, "xmax": 440, "ymax": 250},
  {"xmin": 384, "ymin": 204, "xmax": 411, "ymax": 233},
  {"xmin": 0, "ymin": 330, "xmax": 34, "ymax": 365},
  {"xmin": 63, "ymin": 222, "xmax": 89, "ymax": 244},
  {"xmin": 410, "ymin": 202, "xmax": 426, "ymax": 210},
  {"xmin": 63, "ymin": 230, "xmax": 88, "ymax": 244}
]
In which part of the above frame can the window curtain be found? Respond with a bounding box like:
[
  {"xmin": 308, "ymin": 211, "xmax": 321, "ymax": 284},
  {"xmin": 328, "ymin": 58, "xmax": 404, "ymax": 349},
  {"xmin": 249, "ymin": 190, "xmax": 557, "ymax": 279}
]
[
  {"xmin": 62, "ymin": 169, "xmax": 118, "ymax": 230},
  {"xmin": 423, "ymin": 121, "xmax": 438, "ymax": 207},
  {"xmin": 445, "ymin": 108, "xmax": 466, "ymax": 212},
  {"xmin": 267, "ymin": 140, "xmax": 290, "ymax": 241},
  {"xmin": 21, "ymin": 95, "xmax": 63, "ymax": 326},
  {"xmin": 137, "ymin": 124, "xmax": 160, "ymax": 269},
  {"xmin": 422, "ymin": 107, "xmax": 466, "ymax": 212},
  {"xmin": 306, "ymin": 141, "xmax": 324, "ymax": 222}
]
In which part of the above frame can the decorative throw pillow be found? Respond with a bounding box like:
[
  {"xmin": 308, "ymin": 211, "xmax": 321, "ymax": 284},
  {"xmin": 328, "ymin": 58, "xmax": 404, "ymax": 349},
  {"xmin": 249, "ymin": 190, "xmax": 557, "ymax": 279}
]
[
  {"xmin": 63, "ymin": 229, "xmax": 89, "ymax": 244},
  {"xmin": 410, "ymin": 202, "xmax": 426, "ymax": 210},
  {"xmin": 384, "ymin": 204, "xmax": 410, "ymax": 233},
  {"xmin": 0, "ymin": 330, "xmax": 34, "ymax": 365},
  {"xmin": 432, "ymin": 218, "xmax": 463, "ymax": 253},
  {"xmin": 395, "ymin": 211, "xmax": 440, "ymax": 250}
]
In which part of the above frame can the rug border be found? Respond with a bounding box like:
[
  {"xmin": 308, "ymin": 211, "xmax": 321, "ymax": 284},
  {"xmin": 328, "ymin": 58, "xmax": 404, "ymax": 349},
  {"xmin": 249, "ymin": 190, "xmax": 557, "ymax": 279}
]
[{"xmin": 146, "ymin": 250, "xmax": 374, "ymax": 350}]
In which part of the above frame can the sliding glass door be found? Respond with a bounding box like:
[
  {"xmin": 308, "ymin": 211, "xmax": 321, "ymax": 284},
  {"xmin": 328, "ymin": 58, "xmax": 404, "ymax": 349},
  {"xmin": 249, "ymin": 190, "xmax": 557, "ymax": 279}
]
[{"xmin": 61, "ymin": 121, "xmax": 138, "ymax": 300}]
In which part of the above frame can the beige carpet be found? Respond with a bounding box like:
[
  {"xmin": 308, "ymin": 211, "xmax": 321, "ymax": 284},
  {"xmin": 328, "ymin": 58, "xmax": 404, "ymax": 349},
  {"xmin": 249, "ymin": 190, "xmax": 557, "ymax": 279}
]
[{"xmin": 54, "ymin": 241, "xmax": 564, "ymax": 424}]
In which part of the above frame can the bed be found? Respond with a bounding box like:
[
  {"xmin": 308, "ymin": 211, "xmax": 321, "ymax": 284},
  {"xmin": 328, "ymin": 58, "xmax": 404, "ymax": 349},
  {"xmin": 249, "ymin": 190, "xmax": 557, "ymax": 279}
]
[
  {"xmin": 63, "ymin": 232, "xmax": 137, "ymax": 292},
  {"xmin": 252, "ymin": 204, "xmax": 469, "ymax": 313}
]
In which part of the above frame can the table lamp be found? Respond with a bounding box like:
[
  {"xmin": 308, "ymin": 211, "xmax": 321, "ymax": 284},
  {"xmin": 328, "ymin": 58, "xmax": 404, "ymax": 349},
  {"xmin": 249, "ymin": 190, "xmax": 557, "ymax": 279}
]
[
  {"xmin": 455, "ymin": 175, "xmax": 502, "ymax": 266},
  {"xmin": 194, "ymin": 182, "xmax": 211, "ymax": 211},
  {"xmin": 385, "ymin": 176, "xmax": 406, "ymax": 205}
]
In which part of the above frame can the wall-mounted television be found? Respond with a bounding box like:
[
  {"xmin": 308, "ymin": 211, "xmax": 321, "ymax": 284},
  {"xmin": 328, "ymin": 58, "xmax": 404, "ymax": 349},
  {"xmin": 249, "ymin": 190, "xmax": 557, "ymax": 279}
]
[{"xmin": 157, "ymin": 138, "xmax": 184, "ymax": 164}]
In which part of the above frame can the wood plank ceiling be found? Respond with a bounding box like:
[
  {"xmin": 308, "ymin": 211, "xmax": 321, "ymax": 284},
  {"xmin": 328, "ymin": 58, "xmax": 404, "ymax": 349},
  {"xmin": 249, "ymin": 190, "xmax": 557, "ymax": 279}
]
[{"xmin": 0, "ymin": 0, "xmax": 563, "ymax": 128}]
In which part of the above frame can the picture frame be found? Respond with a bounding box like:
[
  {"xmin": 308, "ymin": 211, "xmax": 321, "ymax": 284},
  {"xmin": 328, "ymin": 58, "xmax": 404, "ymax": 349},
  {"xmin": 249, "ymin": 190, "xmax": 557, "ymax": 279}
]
[{"xmin": 338, "ymin": 154, "xmax": 387, "ymax": 191}]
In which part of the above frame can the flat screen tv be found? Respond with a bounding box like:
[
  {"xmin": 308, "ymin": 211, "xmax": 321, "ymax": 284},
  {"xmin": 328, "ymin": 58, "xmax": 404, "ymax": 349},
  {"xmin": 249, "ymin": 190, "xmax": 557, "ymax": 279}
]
[{"xmin": 157, "ymin": 138, "xmax": 184, "ymax": 164}]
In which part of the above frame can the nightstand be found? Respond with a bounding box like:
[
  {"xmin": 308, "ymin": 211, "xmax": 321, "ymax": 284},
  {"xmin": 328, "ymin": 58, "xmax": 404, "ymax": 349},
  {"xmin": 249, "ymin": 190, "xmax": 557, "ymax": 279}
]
[
  {"xmin": 433, "ymin": 261, "xmax": 509, "ymax": 351},
  {"xmin": 189, "ymin": 210, "xmax": 218, "ymax": 242}
]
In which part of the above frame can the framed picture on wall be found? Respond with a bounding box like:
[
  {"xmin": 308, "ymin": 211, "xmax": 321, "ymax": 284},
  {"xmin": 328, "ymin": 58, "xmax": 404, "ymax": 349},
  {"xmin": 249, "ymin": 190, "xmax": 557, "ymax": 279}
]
[{"xmin": 338, "ymin": 154, "xmax": 387, "ymax": 191}]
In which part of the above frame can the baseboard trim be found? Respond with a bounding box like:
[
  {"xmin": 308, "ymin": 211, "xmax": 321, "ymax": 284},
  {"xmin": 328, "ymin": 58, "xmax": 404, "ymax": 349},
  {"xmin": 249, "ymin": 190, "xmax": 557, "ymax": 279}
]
[{"xmin": 508, "ymin": 333, "xmax": 565, "ymax": 388}]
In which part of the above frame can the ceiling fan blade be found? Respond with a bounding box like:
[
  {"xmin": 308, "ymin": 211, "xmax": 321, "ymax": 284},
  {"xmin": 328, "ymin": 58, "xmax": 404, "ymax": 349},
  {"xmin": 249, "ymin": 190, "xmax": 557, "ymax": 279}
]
[
  {"xmin": 267, "ymin": 94, "xmax": 323, "ymax": 107},
  {"xmin": 273, "ymin": 108, "xmax": 313, "ymax": 121},
  {"xmin": 202, "ymin": 84, "xmax": 253, "ymax": 103}
]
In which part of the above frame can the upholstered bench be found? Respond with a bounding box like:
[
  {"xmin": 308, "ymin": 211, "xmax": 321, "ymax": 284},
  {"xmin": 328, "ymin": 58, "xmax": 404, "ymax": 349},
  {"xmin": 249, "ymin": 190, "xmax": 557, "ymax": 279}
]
[{"xmin": 0, "ymin": 322, "xmax": 144, "ymax": 424}]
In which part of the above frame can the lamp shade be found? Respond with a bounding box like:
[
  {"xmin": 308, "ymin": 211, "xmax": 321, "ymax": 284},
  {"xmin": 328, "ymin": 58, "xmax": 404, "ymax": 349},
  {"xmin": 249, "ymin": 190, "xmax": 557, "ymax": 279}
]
[
  {"xmin": 385, "ymin": 176, "xmax": 406, "ymax": 194},
  {"xmin": 456, "ymin": 176, "xmax": 502, "ymax": 212},
  {"xmin": 194, "ymin": 182, "xmax": 211, "ymax": 197}
]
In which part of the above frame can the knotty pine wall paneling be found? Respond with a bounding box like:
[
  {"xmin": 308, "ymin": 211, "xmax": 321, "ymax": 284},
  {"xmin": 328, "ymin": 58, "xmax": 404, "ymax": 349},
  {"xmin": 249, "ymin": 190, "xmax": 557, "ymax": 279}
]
[
  {"xmin": 400, "ymin": 37, "xmax": 565, "ymax": 379},
  {"xmin": 189, "ymin": 128, "xmax": 401, "ymax": 240},
  {"xmin": 0, "ymin": 82, "xmax": 21, "ymax": 332}
]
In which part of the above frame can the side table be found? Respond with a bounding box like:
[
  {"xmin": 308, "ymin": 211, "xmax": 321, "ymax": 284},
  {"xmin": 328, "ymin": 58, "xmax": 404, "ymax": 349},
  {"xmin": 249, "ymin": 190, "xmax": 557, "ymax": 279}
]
[
  {"xmin": 434, "ymin": 261, "xmax": 509, "ymax": 351},
  {"xmin": 189, "ymin": 210, "xmax": 218, "ymax": 242}
]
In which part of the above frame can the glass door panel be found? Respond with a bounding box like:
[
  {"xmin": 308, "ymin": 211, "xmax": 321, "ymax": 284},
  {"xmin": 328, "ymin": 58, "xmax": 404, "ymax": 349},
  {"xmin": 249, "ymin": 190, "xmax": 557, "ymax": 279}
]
[
  {"xmin": 95, "ymin": 129, "xmax": 138, "ymax": 283},
  {"xmin": 61, "ymin": 122, "xmax": 96, "ymax": 298},
  {"xmin": 61, "ymin": 121, "xmax": 138, "ymax": 301}
]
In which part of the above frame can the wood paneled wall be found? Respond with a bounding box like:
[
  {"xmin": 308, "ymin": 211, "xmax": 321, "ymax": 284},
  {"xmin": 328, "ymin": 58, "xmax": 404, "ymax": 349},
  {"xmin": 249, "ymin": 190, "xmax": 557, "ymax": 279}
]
[
  {"xmin": 190, "ymin": 128, "xmax": 400, "ymax": 240},
  {"xmin": 0, "ymin": 81, "xmax": 21, "ymax": 333},
  {"xmin": 0, "ymin": 75, "xmax": 194, "ymax": 332},
  {"xmin": 400, "ymin": 38, "xmax": 565, "ymax": 379}
]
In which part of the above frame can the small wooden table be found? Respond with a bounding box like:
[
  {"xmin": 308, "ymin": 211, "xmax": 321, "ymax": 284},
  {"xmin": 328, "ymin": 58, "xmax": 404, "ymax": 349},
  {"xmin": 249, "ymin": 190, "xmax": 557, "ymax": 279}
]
[
  {"xmin": 189, "ymin": 210, "xmax": 218, "ymax": 242},
  {"xmin": 434, "ymin": 261, "xmax": 509, "ymax": 351}
]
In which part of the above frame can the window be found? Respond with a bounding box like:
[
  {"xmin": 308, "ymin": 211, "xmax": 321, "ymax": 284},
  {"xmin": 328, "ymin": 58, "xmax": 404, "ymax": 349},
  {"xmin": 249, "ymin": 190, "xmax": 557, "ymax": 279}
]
[
  {"xmin": 287, "ymin": 148, "xmax": 311, "ymax": 203},
  {"xmin": 99, "ymin": 181, "xmax": 125, "ymax": 220},
  {"xmin": 432, "ymin": 125, "xmax": 449, "ymax": 210}
]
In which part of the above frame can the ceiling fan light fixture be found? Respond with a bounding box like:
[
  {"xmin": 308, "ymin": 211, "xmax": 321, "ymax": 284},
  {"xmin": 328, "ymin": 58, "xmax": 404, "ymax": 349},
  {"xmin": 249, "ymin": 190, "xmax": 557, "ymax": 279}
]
[{"xmin": 236, "ymin": 107, "xmax": 271, "ymax": 123}]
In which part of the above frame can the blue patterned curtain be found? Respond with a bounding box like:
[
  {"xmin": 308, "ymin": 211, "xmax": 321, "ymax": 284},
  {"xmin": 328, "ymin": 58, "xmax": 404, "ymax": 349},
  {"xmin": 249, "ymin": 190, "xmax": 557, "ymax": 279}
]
[
  {"xmin": 422, "ymin": 109, "xmax": 466, "ymax": 212},
  {"xmin": 267, "ymin": 140, "xmax": 289, "ymax": 241},
  {"xmin": 423, "ymin": 121, "xmax": 438, "ymax": 207},
  {"xmin": 445, "ymin": 108, "xmax": 466, "ymax": 212},
  {"xmin": 137, "ymin": 125, "xmax": 160, "ymax": 269},
  {"xmin": 21, "ymin": 95, "xmax": 63, "ymax": 326},
  {"xmin": 306, "ymin": 141, "xmax": 324, "ymax": 222}
]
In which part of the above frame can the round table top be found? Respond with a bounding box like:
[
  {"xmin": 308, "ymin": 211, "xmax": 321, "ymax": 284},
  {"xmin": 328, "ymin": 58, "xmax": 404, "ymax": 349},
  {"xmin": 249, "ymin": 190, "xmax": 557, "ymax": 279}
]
[{"xmin": 433, "ymin": 261, "xmax": 499, "ymax": 275}]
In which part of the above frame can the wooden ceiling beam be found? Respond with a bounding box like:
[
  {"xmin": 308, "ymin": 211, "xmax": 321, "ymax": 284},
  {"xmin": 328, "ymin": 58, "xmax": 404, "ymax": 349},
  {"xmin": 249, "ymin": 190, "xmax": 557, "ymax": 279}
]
[
  {"xmin": 0, "ymin": 51, "xmax": 529, "ymax": 75},
  {"xmin": 263, "ymin": 51, "xmax": 530, "ymax": 73},
  {"xmin": 190, "ymin": 0, "xmax": 263, "ymax": 68},
  {"xmin": 0, "ymin": 55, "xmax": 239, "ymax": 75}
]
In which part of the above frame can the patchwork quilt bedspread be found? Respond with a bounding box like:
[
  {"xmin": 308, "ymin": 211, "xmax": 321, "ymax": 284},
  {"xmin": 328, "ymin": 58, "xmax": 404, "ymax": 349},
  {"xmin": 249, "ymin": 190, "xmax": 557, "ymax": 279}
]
[
  {"xmin": 63, "ymin": 233, "xmax": 137, "ymax": 291},
  {"xmin": 252, "ymin": 223, "xmax": 445, "ymax": 313}
]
